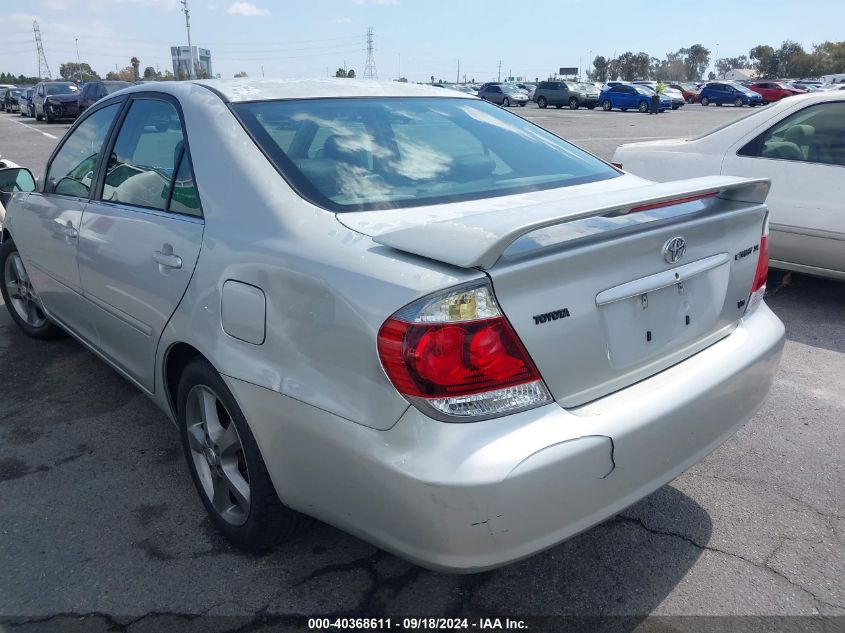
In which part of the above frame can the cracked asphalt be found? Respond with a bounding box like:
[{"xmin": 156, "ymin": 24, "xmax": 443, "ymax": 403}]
[{"xmin": 0, "ymin": 108, "xmax": 843, "ymax": 632}]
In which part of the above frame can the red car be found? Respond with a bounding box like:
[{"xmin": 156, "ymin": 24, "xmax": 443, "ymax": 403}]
[
  {"xmin": 668, "ymin": 82, "xmax": 700, "ymax": 103},
  {"xmin": 749, "ymin": 82, "xmax": 804, "ymax": 104}
]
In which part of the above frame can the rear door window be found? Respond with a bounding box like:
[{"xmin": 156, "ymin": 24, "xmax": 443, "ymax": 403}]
[
  {"xmin": 101, "ymin": 99, "xmax": 184, "ymax": 211},
  {"xmin": 739, "ymin": 102, "xmax": 845, "ymax": 166}
]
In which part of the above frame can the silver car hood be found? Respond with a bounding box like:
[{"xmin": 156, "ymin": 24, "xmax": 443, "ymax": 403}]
[{"xmin": 336, "ymin": 175, "xmax": 769, "ymax": 269}]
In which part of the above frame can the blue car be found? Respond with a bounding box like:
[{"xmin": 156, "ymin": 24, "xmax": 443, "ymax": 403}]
[
  {"xmin": 599, "ymin": 84, "xmax": 671, "ymax": 113},
  {"xmin": 698, "ymin": 82, "xmax": 763, "ymax": 107}
]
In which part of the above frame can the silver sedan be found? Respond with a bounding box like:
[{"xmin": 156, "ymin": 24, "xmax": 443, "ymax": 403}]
[{"xmin": 0, "ymin": 79, "xmax": 784, "ymax": 572}]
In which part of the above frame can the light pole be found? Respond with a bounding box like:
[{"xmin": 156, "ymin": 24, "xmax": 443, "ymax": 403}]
[
  {"xmin": 75, "ymin": 37, "xmax": 81, "ymax": 82},
  {"xmin": 181, "ymin": 0, "xmax": 195, "ymax": 80}
]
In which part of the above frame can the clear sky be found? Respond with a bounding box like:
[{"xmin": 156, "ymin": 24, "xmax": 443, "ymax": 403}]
[{"xmin": 3, "ymin": 0, "xmax": 844, "ymax": 82}]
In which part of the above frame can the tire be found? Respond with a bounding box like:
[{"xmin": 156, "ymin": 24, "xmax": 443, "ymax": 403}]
[
  {"xmin": 178, "ymin": 358, "xmax": 309, "ymax": 552},
  {"xmin": 45, "ymin": 109, "xmax": 54, "ymax": 124},
  {"xmin": 0, "ymin": 240, "xmax": 64, "ymax": 339},
  {"xmin": 36, "ymin": 109, "xmax": 43, "ymax": 121},
  {"xmin": 638, "ymin": 100, "xmax": 648, "ymax": 113},
  {"xmin": 537, "ymin": 96, "xmax": 547, "ymax": 108},
  {"xmin": 602, "ymin": 99, "xmax": 612, "ymax": 111},
  {"xmin": 700, "ymin": 97, "xmax": 709, "ymax": 106},
  {"xmin": 502, "ymin": 97, "xmax": 510, "ymax": 107},
  {"xmin": 569, "ymin": 97, "xmax": 579, "ymax": 110},
  {"xmin": 734, "ymin": 97, "xmax": 743, "ymax": 107}
]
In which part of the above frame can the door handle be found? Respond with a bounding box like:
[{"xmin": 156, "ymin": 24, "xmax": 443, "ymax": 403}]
[
  {"xmin": 53, "ymin": 218, "xmax": 78, "ymax": 239},
  {"xmin": 153, "ymin": 250, "xmax": 183, "ymax": 269}
]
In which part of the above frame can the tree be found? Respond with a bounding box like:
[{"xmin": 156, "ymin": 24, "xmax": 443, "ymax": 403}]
[
  {"xmin": 396, "ymin": 77, "xmax": 408, "ymax": 82},
  {"xmin": 335, "ymin": 67, "xmax": 347, "ymax": 77},
  {"xmin": 589, "ymin": 55, "xmax": 609, "ymax": 82},
  {"xmin": 749, "ymin": 45, "xmax": 778, "ymax": 79},
  {"xmin": 142, "ymin": 66, "xmax": 158, "ymax": 80},
  {"xmin": 130, "ymin": 57, "xmax": 140, "ymax": 82},
  {"xmin": 59, "ymin": 62, "xmax": 100, "ymax": 82},
  {"xmin": 680, "ymin": 44, "xmax": 710, "ymax": 81},
  {"xmin": 160, "ymin": 70, "xmax": 176, "ymax": 81},
  {"xmin": 234, "ymin": 71, "xmax": 248, "ymax": 78},
  {"xmin": 347, "ymin": 69, "xmax": 356, "ymax": 78}
]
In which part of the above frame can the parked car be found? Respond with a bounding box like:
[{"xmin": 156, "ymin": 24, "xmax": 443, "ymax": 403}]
[
  {"xmin": 32, "ymin": 81, "xmax": 79, "ymax": 123},
  {"xmin": 534, "ymin": 81, "xmax": 599, "ymax": 109},
  {"xmin": 668, "ymin": 82, "xmax": 700, "ymax": 103},
  {"xmin": 749, "ymin": 82, "xmax": 804, "ymax": 104},
  {"xmin": 698, "ymin": 82, "xmax": 763, "ymax": 107},
  {"xmin": 43, "ymin": 87, "xmax": 87, "ymax": 123},
  {"xmin": 634, "ymin": 82, "xmax": 685, "ymax": 110},
  {"xmin": 515, "ymin": 83, "xmax": 537, "ymax": 99},
  {"xmin": 18, "ymin": 88, "xmax": 34, "ymax": 118},
  {"xmin": 600, "ymin": 83, "xmax": 671, "ymax": 112},
  {"xmin": 478, "ymin": 82, "xmax": 528, "ymax": 106},
  {"xmin": 78, "ymin": 80, "xmax": 133, "ymax": 113},
  {"xmin": 2, "ymin": 88, "xmax": 24, "ymax": 113},
  {"xmin": 0, "ymin": 79, "xmax": 785, "ymax": 572},
  {"xmin": 614, "ymin": 92, "xmax": 845, "ymax": 280}
]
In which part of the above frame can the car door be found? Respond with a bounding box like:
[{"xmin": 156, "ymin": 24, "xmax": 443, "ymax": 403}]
[
  {"xmin": 9, "ymin": 101, "xmax": 123, "ymax": 337},
  {"xmin": 77, "ymin": 94, "xmax": 203, "ymax": 391},
  {"xmin": 721, "ymin": 101, "xmax": 845, "ymax": 275},
  {"xmin": 620, "ymin": 85, "xmax": 636, "ymax": 108}
]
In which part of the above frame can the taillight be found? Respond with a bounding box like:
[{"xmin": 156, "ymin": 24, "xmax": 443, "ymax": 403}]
[
  {"xmin": 746, "ymin": 214, "xmax": 769, "ymax": 313},
  {"xmin": 377, "ymin": 282, "xmax": 551, "ymax": 421}
]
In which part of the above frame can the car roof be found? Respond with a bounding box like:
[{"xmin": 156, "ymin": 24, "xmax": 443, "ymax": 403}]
[{"xmin": 114, "ymin": 78, "xmax": 477, "ymax": 103}]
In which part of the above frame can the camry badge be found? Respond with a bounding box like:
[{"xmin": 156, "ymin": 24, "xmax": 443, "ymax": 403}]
[{"xmin": 663, "ymin": 236, "xmax": 687, "ymax": 264}]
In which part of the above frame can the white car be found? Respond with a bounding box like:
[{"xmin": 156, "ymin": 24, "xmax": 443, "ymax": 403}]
[{"xmin": 613, "ymin": 92, "xmax": 845, "ymax": 280}]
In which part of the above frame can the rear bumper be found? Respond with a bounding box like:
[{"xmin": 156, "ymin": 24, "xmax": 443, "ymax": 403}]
[{"xmin": 225, "ymin": 302, "xmax": 784, "ymax": 573}]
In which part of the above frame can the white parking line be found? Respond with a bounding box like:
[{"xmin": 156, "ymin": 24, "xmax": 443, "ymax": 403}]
[{"xmin": 0, "ymin": 115, "xmax": 58, "ymax": 139}]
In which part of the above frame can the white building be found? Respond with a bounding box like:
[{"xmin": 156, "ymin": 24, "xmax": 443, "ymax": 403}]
[
  {"xmin": 820, "ymin": 74, "xmax": 845, "ymax": 84},
  {"xmin": 171, "ymin": 46, "xmax": 213, "ymax": 79},
  {"xmin": 723, "ymin": 68, "xmax": 759, "ymax": 81}
]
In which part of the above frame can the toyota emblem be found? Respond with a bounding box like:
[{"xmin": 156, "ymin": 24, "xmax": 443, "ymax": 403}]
[{"xmin": 663, "ymin": 237, "xmax": 687, "ymax": 264}]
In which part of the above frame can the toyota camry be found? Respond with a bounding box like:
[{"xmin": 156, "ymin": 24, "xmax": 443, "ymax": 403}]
[{"xmin": 0, "ymin": 79, "xmax": 784, "ymax": 572}]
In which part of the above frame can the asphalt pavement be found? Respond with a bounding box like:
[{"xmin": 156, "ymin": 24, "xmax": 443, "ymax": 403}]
[{"xmin": 0, "ymin": 104, "xmax": 843, "ymax": 632}]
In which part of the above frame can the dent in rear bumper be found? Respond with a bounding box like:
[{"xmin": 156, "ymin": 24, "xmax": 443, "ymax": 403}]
[{"xmin": 224, "ymin": 302, "xmax": 784, "ymax": 573}]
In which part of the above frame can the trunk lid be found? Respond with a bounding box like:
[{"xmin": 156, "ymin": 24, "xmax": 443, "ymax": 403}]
[{"xmin": 344, "ymin": 176, "xmax": 770, "ymax": 407}]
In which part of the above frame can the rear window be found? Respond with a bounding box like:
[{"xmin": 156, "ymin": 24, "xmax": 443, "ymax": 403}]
[
  {"xmin": 233, "ymin": 97, "xmax": 618, "ymax": 212},
  {"xmin": 46, "ymin": 83, "xmax": 77, "ymax": 95}
]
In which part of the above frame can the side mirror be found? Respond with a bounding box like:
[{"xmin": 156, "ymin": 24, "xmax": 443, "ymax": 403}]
[{"xmin": 0, "ymin": 167, "xmax": 36, "ymax": 194}]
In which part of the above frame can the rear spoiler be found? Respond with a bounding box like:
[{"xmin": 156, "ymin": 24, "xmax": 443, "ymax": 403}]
[{"xmin": 372, "ymin": 176, "xmax": 770, "ymax": 270}]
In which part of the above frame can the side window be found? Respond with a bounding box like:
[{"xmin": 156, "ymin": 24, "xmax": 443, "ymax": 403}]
[
  {"xmin": 102, "ymin": 99, "xmax": 184, "ymax": 211},
  {"xmin": 44, "ymin": 102, "xmax": 121, "ymax": 197},
  {"xmin": 167, "ymin": 147, "xmax": 202, "ymax": 217},
  {"xmin": 739, "ymin": 102, "xmax": 845, "ymax": 166}
]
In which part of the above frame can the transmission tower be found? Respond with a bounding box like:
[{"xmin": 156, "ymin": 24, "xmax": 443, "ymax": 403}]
[
  {"xmin": 33, "ymin": 21, "xmax": 52, "ymax": 80},
  {"xmin": 363, "ymin": 28, "xmax": 377, "ymax": 80}
]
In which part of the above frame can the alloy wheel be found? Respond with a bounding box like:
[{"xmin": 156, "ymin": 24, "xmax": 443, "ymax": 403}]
[
  {"xmin": 4, "ymin": 252, "xmax": 47, "ymax": 328},
  {"xmin": 185, "ymin": 384, "xmax": 251, "ymax": 526}
]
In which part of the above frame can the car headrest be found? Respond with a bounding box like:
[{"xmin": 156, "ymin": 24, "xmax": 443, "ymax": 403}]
[
  {"xmin": 783, "ymin": 124, "xmax": 814, "ymax": 142},
  {"xmin": 321, "ymin": 135, "xmax": 369, "ymax": 169}
]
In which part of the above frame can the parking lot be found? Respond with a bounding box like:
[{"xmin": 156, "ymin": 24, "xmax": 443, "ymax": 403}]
[{"xmin": 0, "ymin": 104, "xmax": 843, "ymax": 631}]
